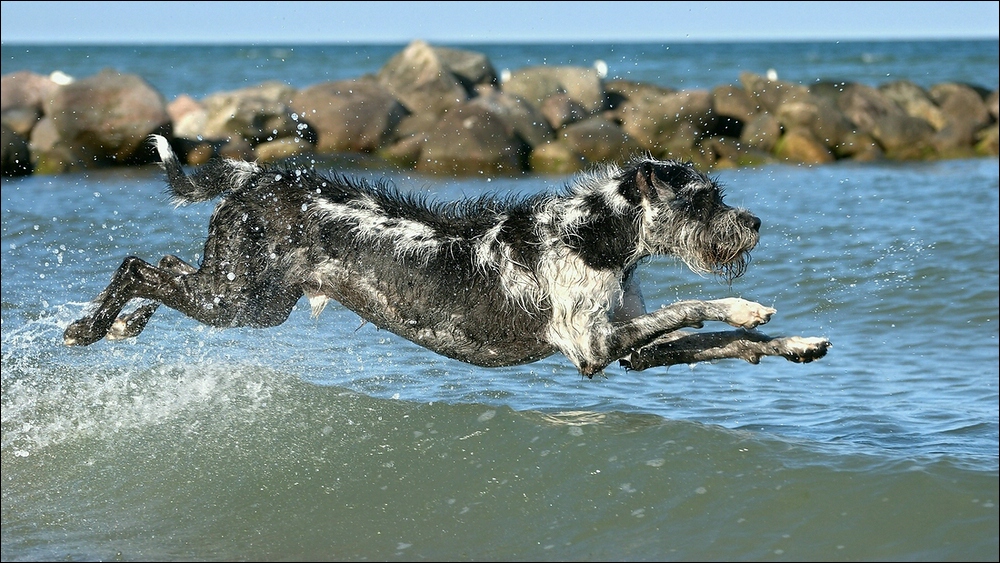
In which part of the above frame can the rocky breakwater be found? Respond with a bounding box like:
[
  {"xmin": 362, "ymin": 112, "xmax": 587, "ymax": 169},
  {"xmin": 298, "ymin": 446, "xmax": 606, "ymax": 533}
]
[{"xmin": 2, "ymin": 40, "xmax": 998, "ymax": 177}]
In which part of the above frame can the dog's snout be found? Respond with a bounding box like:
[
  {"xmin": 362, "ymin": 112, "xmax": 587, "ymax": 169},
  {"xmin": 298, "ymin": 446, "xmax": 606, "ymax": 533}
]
[{"xmin": 744, "ymin": 213, "xmax": 761, "ymax": 232}]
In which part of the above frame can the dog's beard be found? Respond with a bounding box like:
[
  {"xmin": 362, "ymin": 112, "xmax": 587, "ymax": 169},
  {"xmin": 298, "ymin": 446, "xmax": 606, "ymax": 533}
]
[
  {"xmin": 680, "ymin": 246, "xmax": 753, "ymax": 284},
  {"xmin": 670, "ymin": 220, "xmax": 758, "ymax": 284},
  {"xmin": 714, "ymin": 251, "xmax": 752, "ymax": 284}
]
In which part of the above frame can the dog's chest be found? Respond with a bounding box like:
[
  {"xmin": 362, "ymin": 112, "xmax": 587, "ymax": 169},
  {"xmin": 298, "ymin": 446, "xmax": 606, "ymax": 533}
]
[{"xmin": 535, "ymin": 249, "xmax": 623, "ymax": 363}]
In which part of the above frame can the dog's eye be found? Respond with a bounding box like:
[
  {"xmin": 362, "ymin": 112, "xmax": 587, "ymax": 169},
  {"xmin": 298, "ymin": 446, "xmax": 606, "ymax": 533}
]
[{"xmin": 676, "ymin": 189, "xmax": 712, "ymax": 211}]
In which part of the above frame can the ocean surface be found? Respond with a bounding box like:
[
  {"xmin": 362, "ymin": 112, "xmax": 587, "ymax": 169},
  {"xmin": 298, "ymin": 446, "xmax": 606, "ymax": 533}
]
[{"xmin": 2, "ymin": 40, "xmax": 998, "ymax": 561}]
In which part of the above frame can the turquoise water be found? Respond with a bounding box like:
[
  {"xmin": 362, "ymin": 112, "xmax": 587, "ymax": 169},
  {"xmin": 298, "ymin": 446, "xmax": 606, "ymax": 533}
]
[{"xmin": 2, "ymin": 40, "xmax": 998, "ymax": 561}]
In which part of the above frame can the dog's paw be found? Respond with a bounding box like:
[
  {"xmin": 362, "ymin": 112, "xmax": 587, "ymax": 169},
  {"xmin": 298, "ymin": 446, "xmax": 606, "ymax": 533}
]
[
  {"xmin": 63, "ymin": 318, "xmax": 103, "ymax": 346},
  {"xmin": 719, "ymin": 298, "xmax": 776, "ymax": 329},
  {"xmin": 106, "ymin": 304, "xmax": 159, "ymax": 341},
  {"xmin": 776, "ymin": 336, "xmax": 831, "ymax": 363}
]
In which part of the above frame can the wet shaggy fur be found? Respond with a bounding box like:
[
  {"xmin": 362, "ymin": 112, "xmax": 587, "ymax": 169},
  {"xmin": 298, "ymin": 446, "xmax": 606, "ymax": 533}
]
[{"xmin": 64, "ymin": 135, "xmax": 830, "ymax": 377}]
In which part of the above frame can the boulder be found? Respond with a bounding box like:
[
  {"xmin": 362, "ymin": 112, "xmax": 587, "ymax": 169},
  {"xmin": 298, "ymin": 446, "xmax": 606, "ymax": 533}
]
[
  {"xmin": 879, "ymin": 80, "xmax": 947, "ymax": 130},
  {"xmin": 775, "ymin": 97, "xmax": 855, "ymax": 153},
  {"xmin": 929, "ymin": 82, "xmax": 991, "ymax": 130},
  {"xmin": 467, "ymin": 85, "xmax": 554, "ymax": 148},
  {"xmin": 167, "ymin": 94, "xmax": 208, "ymax": 140},
  {"xmin": 712, "ymin": 83, "xmax": 759, "ymax": 123},
  {"xmin": 29, "ymin": 68, "xmax": 170, "ymax": 172},
  {"xmin": 739, "ymin": 71, "xmax": 812, "ymax": 114},
  {"xmin": 416, "ymin": 103, "xmax": 528, "ymax": 175},
  {"xmin": 838, "ymin": 83, "xmax": 935, "ymax": 158},
  {"xmin": 557, "ymin": 117, "xmax": 644, "ymax": 164},
  {"xmin": 292, "ymin": 76, "xmax": 407, "ymax": 153},
  {"xmin": 613, "ymin": 86, "xmax": 716, "ymax": 155},
  {"xmin": 528, "ymin": 141, "xmax": 588, "ymax": 174},
  {"xmin": 255, "ymin": 137, "xmax": 315, "ymax": 162},
  {"xmin": 502, "ymin": 65, "xmax": 606, "ymax": 114},
  {"xmin": 431, "ymin": 45, "xmax": 498, "ymax": 90},
  {"xmin": 740, "ymin": 112, "xmax": 782, "ymax": 152},
  {"xmin": 200, "ymin": 81, "xmax": 306, "ymax": 146},
  {"xmin": 986, "ymin": 90, "xmax": 999, "ymax": 121},
  {"xmin": 698, "ymin": 135, "xmax": 774, "ymax": 169},
  {"xmin": 928, "ymin": 82, "xmax": 992, "ymax": 155},
  {"xmin": 1, "ymin": 70, "xmax": 59, "ymax": 137},
  {"xmin": 539, "ymin": 93, "xmax": 588, "ymax": 129},
  {"xmin": 376, "ymin": 40, "xmax": 475, "ymax": 115},
  {"xmin": 773, "ymin": 127, "xmax": 836, "ymax": 164},
  {"xmin": 1, "ymin": 123, "xmax": 32, "ymax": 176}
]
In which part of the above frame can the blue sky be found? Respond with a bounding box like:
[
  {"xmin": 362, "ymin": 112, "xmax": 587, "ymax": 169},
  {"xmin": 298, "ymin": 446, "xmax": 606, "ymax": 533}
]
[{"xmin": 1, "ymin": 1, "xmax": 997, "ymax": 44}]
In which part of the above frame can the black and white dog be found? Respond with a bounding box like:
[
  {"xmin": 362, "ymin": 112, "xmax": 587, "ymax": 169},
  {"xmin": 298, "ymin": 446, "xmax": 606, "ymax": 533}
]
[{"xmin": 64, "ymin": 135, "xmax": 830, "ymax": 377}]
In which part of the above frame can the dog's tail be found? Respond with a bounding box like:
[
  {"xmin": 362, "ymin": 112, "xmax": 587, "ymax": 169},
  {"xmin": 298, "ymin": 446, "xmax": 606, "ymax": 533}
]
[{"xmin": 150, "ymin": 134, "xmax": 261, "ymax": 205}]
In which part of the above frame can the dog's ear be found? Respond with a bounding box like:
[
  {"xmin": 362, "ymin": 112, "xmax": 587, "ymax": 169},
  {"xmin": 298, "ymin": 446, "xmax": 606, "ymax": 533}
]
[{"xmin": 619, "ymin": 160, "xmax": 658, "ymax": 205}]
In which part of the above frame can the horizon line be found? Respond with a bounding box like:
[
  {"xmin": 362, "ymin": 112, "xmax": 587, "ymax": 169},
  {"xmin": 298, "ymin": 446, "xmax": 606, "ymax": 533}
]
[{"xmin": 3, "ymin": 36, "xmax": 998, "ymax": 48}]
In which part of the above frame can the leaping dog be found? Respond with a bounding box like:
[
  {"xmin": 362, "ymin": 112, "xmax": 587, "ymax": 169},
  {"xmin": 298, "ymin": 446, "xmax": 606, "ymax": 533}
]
[{"xmin": 64, "ymin": 135, "xmax": 830, "ymax": 377}]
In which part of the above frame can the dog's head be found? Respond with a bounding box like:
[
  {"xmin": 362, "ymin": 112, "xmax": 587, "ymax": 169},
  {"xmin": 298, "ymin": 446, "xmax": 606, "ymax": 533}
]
[{"xmin": 618, "ymin": 157, "xmax": 761, "ymax": 282}]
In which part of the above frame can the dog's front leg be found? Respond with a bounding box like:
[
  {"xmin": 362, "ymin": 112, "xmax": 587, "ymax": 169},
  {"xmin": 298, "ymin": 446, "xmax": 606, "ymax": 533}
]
[
  {"xmin": 620, "ymin": 329, "xmax": 831, "ymax": 370},
  {"xmin": 581, "ymin": 298, "xmax": 776, "ymax": 377},
  {"xmin": 611, "ymin": 297, "xmax": 775, "ymax": 347}
]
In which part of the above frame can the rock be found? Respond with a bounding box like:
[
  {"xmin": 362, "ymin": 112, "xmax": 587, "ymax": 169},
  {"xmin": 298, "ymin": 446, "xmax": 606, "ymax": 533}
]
[
  {"xmin": 698, "ymin": 135, "xmax": 774, "ymax": 169},
  {"xmin": 557, "ymin": 117, "xmax": 644, "ymax": 164},
  {"xmin": 200, "ymin": 81, "xmax": 306, "ymax": 146},
  {"xmin": 182, "ymin": 141, "xmax": 216, "ymax": 165},
  {"xmin": 528, "ymin": 141, "xmax": 588, "ymax": 174},
  {"xmin": 929, "ymin": 82, "xmax": 991, "ymax": 130},
  {"xmin": 378, "ymin": 134, "xmax": 424, "ymax": 168},
  {"xmin": 880, "ymin": 80, "xmax": 947, "ymax": 130},
  {"xmin": 416, "ymin": 103, "xmax": 528, "ymax": 175},
  {"xmin": 1, "ymin": 124, "xmax": 32, "ymax": 176},
  {"xmin": 926, "ymin": 82, "xmax": 992, "ymax": 155},
  {"xmin": 376, "ymin": 40, "xmax": 474, "ymax": 115},
  {"xmin": 167, "ymin": 94, "xmax": 208, "ymax": 140},
  {"xmin": 255, "ymin": 137, "xmax": 314, "ymax": 162},
  {"xmin": 29, "ymin": 68, "xmax": 170, "ymax": 172},
  {"xmin": 773, "ymin": 127, "xmax": 836, "ymax": 164},
  {"xmin": 4, "ymin": 39, "xmax": 996, "ymax": 176},
  {"xmin": 740, "ymin": 112, "xmax": 782, "ymax": 152},
  {"xmin": 468, "ymin": 85, "xmax": 554, "ymax": 148},
  {"xmin": 740, "ymin": 71, "xmax": 812, "ymax": 114},
  {"xmin": 775, "ymin": 97, "xmax": 854, "ymax": 153},
  {"xmin": 712, "ymin": 83, "xmax": 759, "ymax": 123},
  {"xmin": 379, "ymin": 111, "xmax": 445, "ymax": 166},
  {"xmin": 974, "ymin": 123, "xmax": 999, "ymax": 155},
  {"xmin": 986, "ymin": 90, "xmax": 999, "ymax": 121},
  {"xmin": 613, "ymin": 85, "xmax": 716, "ymax": 156},
  {"xmin": 292, "ymin": 76, "xmax": 407, "ymax": 153},
  {"xmin": 1, "ymin": 71, "xmax": 59, "ymax": 137},
  {"xmin": 431, "ymin": 45, "xmax": 498, "ymax": 90},
  {"xmin": 218, "ymin": 136, "xmax": 255, "ymax": 161},
  {"xmin": 838, "ymin": 83, "xmax": 935, "ymax": 158},
  {"xmin": 711, "ymin": 84, "xmax": 759, "ymax": 138},
  {"xmin": 835, "ymin": 131, "xmax": 884, "ymax": 161},
  {"xmin": 539, "ymin": 93, "xmax": 588, "ymax": 129},
  {"xmin": 502, "ymin": 65, "xmax": 606, "ymax": 114}
]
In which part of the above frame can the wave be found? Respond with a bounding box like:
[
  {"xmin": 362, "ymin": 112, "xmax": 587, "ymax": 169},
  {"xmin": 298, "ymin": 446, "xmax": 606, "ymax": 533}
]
[{"xmin": 3, "ymin": 351, "xmax": 997, "ymax": 561}]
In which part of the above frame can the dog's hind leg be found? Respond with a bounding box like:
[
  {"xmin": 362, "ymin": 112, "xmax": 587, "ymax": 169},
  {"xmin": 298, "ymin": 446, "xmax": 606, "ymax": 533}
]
[
  {"xmin": 65, "ymin": 250, "xmax": 300, "ymax": 346},
  {"xmin": 620, "ymin": 329, "xmax": 831, "ymax": 370},
  {"xmin": 104, "ymin": 255, "xmax": 197, "ymax": 341},
  {"xmin": 64, "ymin": 255, "xmax": 204, "ymax": 346}
]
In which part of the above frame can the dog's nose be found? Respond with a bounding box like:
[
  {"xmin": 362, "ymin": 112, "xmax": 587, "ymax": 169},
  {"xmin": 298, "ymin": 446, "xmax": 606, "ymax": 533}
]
[{"xmin": 747, "ymin": 214, "xmax": 761, "ymax": 231}]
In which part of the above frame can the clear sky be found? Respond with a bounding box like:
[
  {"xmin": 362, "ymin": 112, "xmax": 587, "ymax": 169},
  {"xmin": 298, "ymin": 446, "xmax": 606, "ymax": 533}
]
[{"xmin": 1, "ymin": 1, "xmax": 997, "ymax": 44}]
